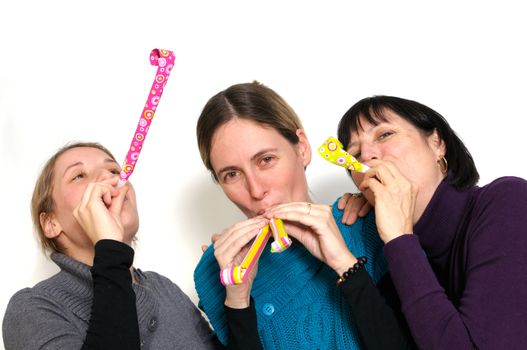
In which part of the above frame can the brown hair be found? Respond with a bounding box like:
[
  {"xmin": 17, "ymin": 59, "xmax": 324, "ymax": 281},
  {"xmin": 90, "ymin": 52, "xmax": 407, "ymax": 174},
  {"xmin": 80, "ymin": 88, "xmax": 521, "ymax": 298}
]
[
  {"xmin": 196, "ymin": 81, "xmax": 303, "ymax": 180},
  {"xmin": 31, "ymin": 141, "xmax": 117, "ymax": 254}
]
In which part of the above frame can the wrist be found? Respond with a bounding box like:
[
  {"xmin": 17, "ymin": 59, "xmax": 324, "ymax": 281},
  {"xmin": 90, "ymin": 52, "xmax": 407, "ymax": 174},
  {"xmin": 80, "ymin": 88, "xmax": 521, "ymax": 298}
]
[
  {"xmin": 332, "ymin": 253, "xmax": 358, "ymax": 276},
  {"xmin": 225, "ymin": 292, "xmax": 250, "ymax": 309},
  {"xmin": 383, "ymin": 231, "xmax": 413, "ymax": 244},
  {"xmin": 336, "ymin": 256, "xmax": 367, "ymax": 287}
]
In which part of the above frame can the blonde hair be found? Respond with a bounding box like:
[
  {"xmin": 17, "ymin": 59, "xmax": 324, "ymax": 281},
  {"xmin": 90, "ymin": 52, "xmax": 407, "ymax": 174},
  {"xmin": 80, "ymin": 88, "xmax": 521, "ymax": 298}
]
[{"xmin": 31, "ymin": 142, "xmax": 117, "ymax": 254}]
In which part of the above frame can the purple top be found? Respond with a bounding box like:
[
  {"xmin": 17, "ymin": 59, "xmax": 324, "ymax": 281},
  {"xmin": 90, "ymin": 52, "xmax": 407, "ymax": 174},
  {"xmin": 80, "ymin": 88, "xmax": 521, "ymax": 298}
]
[{"xmin": 384, "ymin": 176, "xmax": 527, "ymax": 349}]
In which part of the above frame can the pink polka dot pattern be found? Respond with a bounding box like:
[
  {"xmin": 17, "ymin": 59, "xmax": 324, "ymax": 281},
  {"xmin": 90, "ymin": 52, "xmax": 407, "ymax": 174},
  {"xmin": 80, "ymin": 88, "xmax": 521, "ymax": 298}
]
[{"xmin": 119, "ymin": 49, "xmax": 176, "ymax": 184}]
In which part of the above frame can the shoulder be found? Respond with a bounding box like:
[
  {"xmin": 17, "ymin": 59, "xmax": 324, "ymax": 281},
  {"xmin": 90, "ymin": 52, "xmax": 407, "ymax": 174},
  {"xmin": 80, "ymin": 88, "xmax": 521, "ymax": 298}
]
[
  {"xmin": 3, "ymin": 286, "xmax": 60, "ymax": 338},
  {"xmin": 471, "ymin": 176, "xmax": 527, "ymax": 217},
  {"xmin": 6, "ymin": 273, "xmax": 64, "ymax": 309},
  {"xmin": 331, "ymin": 197, "xmax": 377, "ymax": 236},
  {"xmin": 139, "ymin": 270, "xmax": 185, "ymax": 294},
  {"xmin": 4, "ymin": 288, "xmax": 36, "ymax": 315},
  {"xmin": 477, "ymin": 176, "xmax": 527, "ymax": 201},
  {"xmin": 467, "ymin": 177, "xmax": 527, "ymax": 249},
  {"xmin": 194, "ymin": 245, "xmax": 220, "ymax": 281}
]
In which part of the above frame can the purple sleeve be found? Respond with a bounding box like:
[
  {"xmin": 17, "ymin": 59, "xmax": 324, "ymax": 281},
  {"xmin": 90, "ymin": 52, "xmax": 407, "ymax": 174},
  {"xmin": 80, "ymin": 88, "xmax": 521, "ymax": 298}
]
[{"xmin": 384, "ymin": 178, "xmax": 527, "ymax": 349}]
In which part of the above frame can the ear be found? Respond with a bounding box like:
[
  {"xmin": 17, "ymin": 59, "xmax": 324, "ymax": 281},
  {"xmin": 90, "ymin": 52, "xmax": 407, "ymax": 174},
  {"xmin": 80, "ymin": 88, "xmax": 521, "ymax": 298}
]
[
  {"xmin": 295, "ymin": 129, "xmax": 312, "ymax": 167},
  {"xmin": 428, "ymin": 129, "xmax": 446, "ymax": 158},
  {"xmin": 40, "ymin": 212, "xmax": 62, "ymax": 239}
]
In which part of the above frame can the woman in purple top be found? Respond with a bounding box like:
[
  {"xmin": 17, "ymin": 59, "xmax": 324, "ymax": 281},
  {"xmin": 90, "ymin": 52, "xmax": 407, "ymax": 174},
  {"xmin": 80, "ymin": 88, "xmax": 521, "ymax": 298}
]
[{"xmin": 333, "ymin": 96, "xmax": 527, "ymax": 349}]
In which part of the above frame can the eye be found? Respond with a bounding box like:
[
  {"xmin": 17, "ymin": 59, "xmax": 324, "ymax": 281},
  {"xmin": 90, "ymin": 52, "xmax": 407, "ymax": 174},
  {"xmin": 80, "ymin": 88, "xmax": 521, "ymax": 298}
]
[
  {"xmin": 109, "ymin": 168, "xmax": 120, "ymax": 175},
  {"xmin": 378, "ymin": 131, "xmax": 394, "ymax": 141},
  {"xmin": 259, "ymin": 155, "xmax": 276, "ymax": 168},
  {"xmin": 348, "ymin": 148, "xmax": 360, "ymax": 159},
  {"xmin": 223, "ymin": 170, "xmax": 240, "ymax": 184},
  {"xmin": 72, "ymin": 172, "xmax": 86, "ymax": 181}
]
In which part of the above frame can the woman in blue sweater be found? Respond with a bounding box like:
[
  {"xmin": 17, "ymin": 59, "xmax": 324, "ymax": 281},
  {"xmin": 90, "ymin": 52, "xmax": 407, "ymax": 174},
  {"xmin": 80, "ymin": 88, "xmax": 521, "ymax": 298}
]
[{"xmin": 194, "ymin": 82, "xmax": 413, "ymax": 349}]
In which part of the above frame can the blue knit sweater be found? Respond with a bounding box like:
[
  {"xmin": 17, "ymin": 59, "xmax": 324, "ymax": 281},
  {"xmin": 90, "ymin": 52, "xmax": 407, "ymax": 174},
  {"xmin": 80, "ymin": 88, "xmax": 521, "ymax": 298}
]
[{"xmin": 194, "ymin": 201, "xmax": 387, "ymax": 349}]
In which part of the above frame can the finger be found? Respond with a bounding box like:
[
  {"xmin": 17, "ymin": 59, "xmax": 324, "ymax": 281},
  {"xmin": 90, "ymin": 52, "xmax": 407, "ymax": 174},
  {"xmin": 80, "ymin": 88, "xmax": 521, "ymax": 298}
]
[
  {"xmin": 216, "ymin": 223, "xmax": 263, "ymax": 252},
  {"xmin": 82, "ymin": 182, "xmax": 116, "ymax": 209},
  {"xmin": 101, "ymin": 184, "xmax": 119, "ymax": 207},
  {"xmin": 377, "ymin": 159, "xmax": 403, "ymax": 179},
  {"xmin": 211, "ymin": 233, "xmax": 221, "ymax": 244},
  {"xmin": 108, "ymin": 185, "xmax": 128, "ymax": 217},
  {"xmin": 337, "ymin": 193, "xmax": 352, "ymax": 210},
  {"xmin": 359, "ymin": 176, "xmax": 384, "ymax": 196},
  {"xmin": 215, "ymin": 217, "xmax": 267, "ymax": 247},
  {"xmin": 342, "ymin": 194, "xmax": 365, "ymax": 225},
  {"xmin": 79, "ymin": 182, "xmax": 95, "ymax": 210},
  {"xmin": 270, "ymin": 203, "xmax": 332, "ymax": 232},
  {"xmin": 214, "ymin": 219, "xmax": 268, "ymax": 259},
  {"xmin": 214, "ymin": 227, "xmax": 262, "ymax": 268},
  {"xmin": 366, "ymin": 161, "xmax": 396, "ymax": 186},
  {"xmin": 358, "ymin": 202, "xmax": 372, "ymax": 217},
  {"xmin": 266, "ymin": 202, "xmax": 314, "ymax": 217},
  {"xmin": 201, "ymin": 244, "xmax": 208, "ymax": 253}
]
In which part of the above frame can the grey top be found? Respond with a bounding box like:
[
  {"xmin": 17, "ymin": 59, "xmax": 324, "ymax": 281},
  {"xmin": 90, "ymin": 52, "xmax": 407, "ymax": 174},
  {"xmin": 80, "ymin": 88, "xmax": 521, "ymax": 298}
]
[{"xmin": 3, "ymin": 252, "xmax": 218, "ymax": 350}]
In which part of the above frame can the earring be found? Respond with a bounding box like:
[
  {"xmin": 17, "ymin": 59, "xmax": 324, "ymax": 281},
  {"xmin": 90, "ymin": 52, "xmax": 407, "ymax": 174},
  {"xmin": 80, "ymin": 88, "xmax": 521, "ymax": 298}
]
[{"xmin": 438, "ymin": 156, "xmax": 448, "ymax": 174}]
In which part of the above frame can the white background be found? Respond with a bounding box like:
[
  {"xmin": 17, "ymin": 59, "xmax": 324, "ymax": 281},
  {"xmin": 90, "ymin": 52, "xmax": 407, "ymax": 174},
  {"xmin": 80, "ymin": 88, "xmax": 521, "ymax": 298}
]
[{"xmin": 1, "ymin": 1, "xmax": 526, "ymax": 347}]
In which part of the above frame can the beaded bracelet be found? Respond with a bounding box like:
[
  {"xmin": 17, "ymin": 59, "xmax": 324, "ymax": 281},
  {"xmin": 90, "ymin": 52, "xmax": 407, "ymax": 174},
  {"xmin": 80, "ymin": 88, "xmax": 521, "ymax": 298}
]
[{"xmin": 336, "ymin": 256, "xmax": 367, "ymax": 287}]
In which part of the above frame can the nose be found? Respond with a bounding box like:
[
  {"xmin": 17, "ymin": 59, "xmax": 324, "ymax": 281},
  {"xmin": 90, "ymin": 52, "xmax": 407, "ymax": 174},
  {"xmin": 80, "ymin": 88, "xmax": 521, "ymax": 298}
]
[
  {"xmin": 245, "ymin": 171, "xmax": 267, "ymax": 200},
  {"xmin": 359, "ymin": 142, "xmax": 380, "ymax": 163}
]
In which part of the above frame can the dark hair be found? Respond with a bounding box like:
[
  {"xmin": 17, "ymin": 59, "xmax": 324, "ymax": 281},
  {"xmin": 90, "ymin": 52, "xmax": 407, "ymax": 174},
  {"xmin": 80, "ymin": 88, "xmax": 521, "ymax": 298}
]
[
  {"xmin": 196, "ymin": 81, "xmax": 303, "ymax": 181},
  {"xmin": 337, "ymin": 95, "xmax": 479, "ymax": 191}
]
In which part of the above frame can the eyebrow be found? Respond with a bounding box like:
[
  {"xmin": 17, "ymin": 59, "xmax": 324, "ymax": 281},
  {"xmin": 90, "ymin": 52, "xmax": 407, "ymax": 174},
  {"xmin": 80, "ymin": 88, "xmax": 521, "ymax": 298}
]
[
  {"xmin": 216, "ymin": 148, "xmax": 278, "ymax": 175},
  {"xmin": 348, "ymin": 123, "xmax": 386, "ymax": 148},
  {"xmin": 62, "ymin": 158, "xmax": 118, "ymax": 177}
]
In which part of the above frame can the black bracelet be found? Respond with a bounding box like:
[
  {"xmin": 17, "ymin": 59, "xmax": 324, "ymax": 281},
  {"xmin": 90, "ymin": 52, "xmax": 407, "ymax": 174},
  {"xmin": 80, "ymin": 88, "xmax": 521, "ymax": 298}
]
[{"xmin": 336, "ymin": 256, "xmax": 367, "ymax": 287}]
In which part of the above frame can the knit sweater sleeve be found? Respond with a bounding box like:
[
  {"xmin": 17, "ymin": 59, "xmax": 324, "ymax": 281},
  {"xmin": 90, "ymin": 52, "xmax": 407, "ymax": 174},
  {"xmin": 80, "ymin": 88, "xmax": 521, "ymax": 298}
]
[
  {"xmin": 82, "ymin": 239, "xmax": 140, "ymax": 350},
  {"xmin": 384, "ymin": 177, "xmax": 527, "ymax": 349},
  {"xmin": 2, "ymin": 239, "xmax": 139, "ymax": 350}
]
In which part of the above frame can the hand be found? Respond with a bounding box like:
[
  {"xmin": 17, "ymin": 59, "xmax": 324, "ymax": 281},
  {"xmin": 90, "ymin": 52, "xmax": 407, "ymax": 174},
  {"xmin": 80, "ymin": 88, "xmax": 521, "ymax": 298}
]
[
  {"xmin": 213, "ymin": 217, "xmax": 268, "ymax": 309},
  {"xmin": 337, "ymin": 192, "xmax": 371, "ymax": 225},
  {"xmin": 73, "ymin": 178, "xmax": 127, "ymax": 244},
  {"xmin": 200, "ymin": 233, "xmax": 221, "ymax": 253},
  {"xmin": 265, "ymin": 203, "xmax": 357, "ymax": 275},
  {"xmin": 359, "ymin": 160, "xmax": 417, "ymax": 243}
]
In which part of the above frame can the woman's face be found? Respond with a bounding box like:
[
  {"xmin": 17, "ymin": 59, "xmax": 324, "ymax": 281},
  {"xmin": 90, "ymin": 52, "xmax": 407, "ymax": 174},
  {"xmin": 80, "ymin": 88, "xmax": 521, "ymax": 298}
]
[
  {"xmin": 49, "ymin": 147, "xmax": 139, "ymax": 251},
  {"xmin": 347, "ymin": 110, "xmax": 445, "ymax": 219},
  {"xmin": 210, "ymin": 118, "xmax": 311, "ymax": 218}
]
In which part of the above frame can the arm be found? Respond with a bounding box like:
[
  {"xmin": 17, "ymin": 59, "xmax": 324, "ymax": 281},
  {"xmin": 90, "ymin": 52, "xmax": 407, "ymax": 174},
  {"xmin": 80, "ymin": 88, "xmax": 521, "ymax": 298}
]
[
  {"xmin": 225, "ymin": 299, "xmax": 263, "ymax": 350},
  {"xmin": 200, "ymin": 218, "xmax": 266, "ymax": 348},
  {"xmin": 385, "ymin": 178, "xmax": 527, "ymax": 348},
  {"xmin": 340, "ymin": 270, "xmax": 415, "ymax": 350},
  {"xmin": 82, "ymin": 239, "xmax": 140, "ymax": 350},
  {"xmin": 266, "ymin": 202, "xmax": 413, "ymax": 349},
  {"xmin": 364, "ymin": 160, "xmax": 527, "ymax": 347}
]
